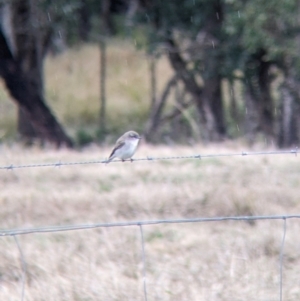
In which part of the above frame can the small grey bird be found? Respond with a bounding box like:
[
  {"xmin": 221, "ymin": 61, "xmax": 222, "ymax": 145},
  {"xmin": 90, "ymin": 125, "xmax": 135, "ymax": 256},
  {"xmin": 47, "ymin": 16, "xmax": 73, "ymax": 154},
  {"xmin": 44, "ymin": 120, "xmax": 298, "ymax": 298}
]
[{"xmin": 106, "ymin": 131, "xmax": 141, "ymax": 163}]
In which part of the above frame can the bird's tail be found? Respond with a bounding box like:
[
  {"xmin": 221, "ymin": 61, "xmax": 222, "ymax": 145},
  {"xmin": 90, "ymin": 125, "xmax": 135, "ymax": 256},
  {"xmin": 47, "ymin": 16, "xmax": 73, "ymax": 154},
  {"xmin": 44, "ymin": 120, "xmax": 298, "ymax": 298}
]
[{"xmin": 105, "ymin": 155, "xmax": 115, "ymax": 164}]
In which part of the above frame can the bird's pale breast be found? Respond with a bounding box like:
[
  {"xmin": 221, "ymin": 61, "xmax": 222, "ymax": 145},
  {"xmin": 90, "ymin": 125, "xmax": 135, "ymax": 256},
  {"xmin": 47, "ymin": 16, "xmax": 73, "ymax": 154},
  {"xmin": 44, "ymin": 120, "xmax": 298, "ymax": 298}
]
[{"xmin": 116, "ymin": 139, "xmax": 139, "ymax": 159}]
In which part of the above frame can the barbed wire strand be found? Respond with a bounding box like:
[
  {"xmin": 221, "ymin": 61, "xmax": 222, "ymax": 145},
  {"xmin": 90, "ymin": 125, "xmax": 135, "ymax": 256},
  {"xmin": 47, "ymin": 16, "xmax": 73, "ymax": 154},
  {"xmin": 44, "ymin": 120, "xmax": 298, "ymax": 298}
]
[
  {"xmin": 279, "ymin": 218, "xmax": 287, "ymax": 301},
  {"xmin": 13, "ymin": 235, "xmax": 26, "ymax": 301},
  {"xmin": 1, "ymin": 214, "xmax": 300, "ymax": 237},
  {"xmin": 0, "ymin": 149, "xmax": 298, "ymax": 171},
  {"xmin": 139, "ymin": 225, "xmax": 148, "ymax": 301},
  {"xmin": 0, "ymin": 150, "xmax": 296, "ymax": 301}
]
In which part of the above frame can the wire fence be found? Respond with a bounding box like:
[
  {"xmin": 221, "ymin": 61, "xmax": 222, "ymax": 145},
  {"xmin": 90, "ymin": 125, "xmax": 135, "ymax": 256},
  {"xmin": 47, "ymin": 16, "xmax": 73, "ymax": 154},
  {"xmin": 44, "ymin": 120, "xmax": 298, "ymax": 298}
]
[
  {"xmin": 0, "ymin": 148, "xmax": 298, "ymax": 170},
  {"xmin": 0, "ymin": 149, "xmax": 299, "ymax": 301},
  {"xmin": 5, "ymin": 215, "xmax": 297, "ymax": 301}
]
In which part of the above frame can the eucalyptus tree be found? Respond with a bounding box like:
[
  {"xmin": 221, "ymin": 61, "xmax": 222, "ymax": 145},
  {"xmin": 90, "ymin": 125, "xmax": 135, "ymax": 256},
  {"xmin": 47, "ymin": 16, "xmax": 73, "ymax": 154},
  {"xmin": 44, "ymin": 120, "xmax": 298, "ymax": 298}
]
[
  {"xmin": 224, "ymin": 0, "xmax": 300, "ymax": 146},
  {"xmin": 0, "ymin": 0, "xmax": 78, "ymax": 146}
]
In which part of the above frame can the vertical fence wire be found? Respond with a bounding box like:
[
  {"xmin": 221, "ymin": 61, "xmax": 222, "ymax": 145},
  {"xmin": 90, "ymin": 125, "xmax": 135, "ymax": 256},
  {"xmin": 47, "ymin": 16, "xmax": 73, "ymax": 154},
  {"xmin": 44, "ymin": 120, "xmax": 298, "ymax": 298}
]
[
  {"xmin": 139, "ymin": 224, "xmax": 148, "ymax": 301},
  {"xmin": 279, "ymin": 218, "xmax": 287, "ymax": 301},
  {"xmin": 0, "ymin": 215, "xmax": 297, "ymax": 300},
  {"xmin": 0, "ymin": 150, "xmax": 298, "ymax": 300},
  {"xmin": 13, "ymin": 235, "xmax": 26, "ymax": 301}
]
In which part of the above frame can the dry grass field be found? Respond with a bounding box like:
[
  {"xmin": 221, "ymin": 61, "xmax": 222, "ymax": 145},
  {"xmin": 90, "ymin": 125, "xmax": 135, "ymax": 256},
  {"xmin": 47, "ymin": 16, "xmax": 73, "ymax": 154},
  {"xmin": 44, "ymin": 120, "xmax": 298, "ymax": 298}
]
[
  {"xmin": 0, "ymin": 38, "xmax": 299, "ymax": 301},
  {"xmin": 0, "ymin": 143, "xmax": 300, "ymax": 300}
]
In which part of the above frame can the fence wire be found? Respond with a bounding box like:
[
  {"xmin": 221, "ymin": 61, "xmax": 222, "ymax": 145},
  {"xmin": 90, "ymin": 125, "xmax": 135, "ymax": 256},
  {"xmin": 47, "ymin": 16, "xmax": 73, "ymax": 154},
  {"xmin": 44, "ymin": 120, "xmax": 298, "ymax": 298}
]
[
  {"xmin": 139, "ymin": 225, "xmax": 148, "ymax": 301},
  {"xmin": 0, "ymin": 149, "xmax": 298, "ymax": 300},
  {"xmin": 13, "ymin": 236, "xmax": 26, "ymax": 301},
  {"xmin": 279, "ymin": 218, "xmax": 287, "ymax": 301},
  {"xmin": 1, "ymin": 214, "xmax": 299, "ymax": 237},
  {"xmin": 1, "ymin": 214, "xmax": 296, "ymax": 301},
  {"xmin": 0, "ymin": 148, "xmax": 298, "ymax": 170}
]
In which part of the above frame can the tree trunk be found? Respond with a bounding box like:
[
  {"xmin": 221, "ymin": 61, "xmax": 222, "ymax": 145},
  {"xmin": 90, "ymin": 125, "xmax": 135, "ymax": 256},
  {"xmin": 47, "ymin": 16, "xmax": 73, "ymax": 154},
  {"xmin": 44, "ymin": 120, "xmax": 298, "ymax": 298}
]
[
  {"xmin": 0, "ymin": 53, "xmax": 73, "ymax": 147},
  {"xmin": 125, "ymin": 0, "xmax": 139, "ymax": 28},
  {"xmin": 257, "ymin": 56, "xmax": 274, "ymax": 140},
  {"xmin": 165, "ymin": 38, "xmax": 207, "ymax": 135},
  {"xmin": 279, "ymin": 62, "xmax": 300, "ymax": 147},
  {"xmin": 78, "ymin": 0, "xmax": 91, "ymax": 41},
  {"xmin": 278, "ymin": 84, "xmax": 294, "ymax": 147},
  {"xmin": 278, "ymin": 76, "xmax": 300, "ymax": 147},
  {"xmin": 166, "ymin": 37, "xmax": 225, "ymax": 141},
  {"xmin": 229, "ymin": 79, "xmax": 240, "ymax": 132},
  {"xmin": 12, "ymin": 0, "xmax": 43, "ymax": 143},
  {"xmin": 99, "ymin": 38, "xmax": 106, "ymax": 138},
  {"xmin": 201, "ymin": 72, "xmax": 226, "ymax": 141},
  {"xmin": 244, "ymin": 81, "xmax": 260, "ymax": 145},
  {"xmin": 149, "ymin": 54, "xmax": 157, "ymax": 110},
  {"xmin": 164, "ymin": 0, "xmax": 226, "ymax": 142},
  {"xmin": 200, "ymin": 0, "xmax": 226, "ymax": 141},
  {"xmin": 244, "ymin": 50, "xmax": 274, "ymax": 144},
  {"xmin": 0, "ymin": 3, "xmax": 73, "ymax": 148},
  {"xmin": 101, "ymin": 0, "xmax": 115, "ymax": 35},
  {"xmin": 144, "ymin": 75, "xmax": 177, "ymax": 141},
  {"xmin": 17, "ymin": 108, "xmax": 38, "ymax": 145}
]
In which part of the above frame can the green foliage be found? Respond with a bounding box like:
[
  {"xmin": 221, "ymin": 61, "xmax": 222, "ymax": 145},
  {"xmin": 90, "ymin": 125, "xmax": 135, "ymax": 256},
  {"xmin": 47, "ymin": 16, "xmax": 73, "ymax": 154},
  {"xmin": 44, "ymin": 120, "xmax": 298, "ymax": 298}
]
[
  {"xmin": 133, "ymin": 0, "xmax": 300, "ymax": 76},
  {"xmin": 222, "ymin": 0, "xmax": 300, "ymax": 81},
  {"xmin": 75, "ymin": 128, "xmax": 94, "ymax": 146},
  {"xmin": 39, "ymin": 0, "xmax": 300, "ymax": 79},
  {"xmin": 142, "ymin": 0, "xmax": 215, "ymax": 34},
  {"xmin": 39, "ymin": 0, "xmax": 101, "ymax": 44},
  {"xmin": 5, "ymin": 0, "xmax": 299, "ymax": 145}
]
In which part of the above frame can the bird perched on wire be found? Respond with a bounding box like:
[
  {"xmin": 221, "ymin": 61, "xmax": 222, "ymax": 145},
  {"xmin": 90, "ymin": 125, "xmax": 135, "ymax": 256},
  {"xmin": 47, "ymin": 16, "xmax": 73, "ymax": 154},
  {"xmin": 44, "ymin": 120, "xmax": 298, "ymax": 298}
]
[{"xmin": 106, "ymin": 131, "xmax": 141, "ymax": 163}]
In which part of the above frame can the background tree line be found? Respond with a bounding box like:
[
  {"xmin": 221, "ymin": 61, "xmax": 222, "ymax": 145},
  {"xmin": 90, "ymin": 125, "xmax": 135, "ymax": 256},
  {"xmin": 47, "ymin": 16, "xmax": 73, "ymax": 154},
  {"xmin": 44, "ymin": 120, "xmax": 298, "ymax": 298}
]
[{"xmin": 0, "ymin": 0, "xmax": 299, "ymax": 147}]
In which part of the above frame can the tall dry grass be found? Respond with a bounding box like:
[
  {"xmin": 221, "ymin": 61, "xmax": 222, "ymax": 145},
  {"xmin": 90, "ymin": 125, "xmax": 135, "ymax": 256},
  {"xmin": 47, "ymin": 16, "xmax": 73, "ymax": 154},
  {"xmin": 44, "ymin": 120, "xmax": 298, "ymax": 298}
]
[{"xmin": 0, "ymin": 144, "xmax": 300, "ymax": 300}]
